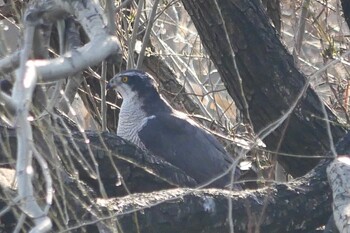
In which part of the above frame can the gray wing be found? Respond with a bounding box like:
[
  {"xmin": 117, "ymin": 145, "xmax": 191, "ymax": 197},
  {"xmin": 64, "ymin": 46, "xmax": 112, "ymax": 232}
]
[{"xmin": 138, "ymin": 113, "xmax": 234, "ymax": 188}]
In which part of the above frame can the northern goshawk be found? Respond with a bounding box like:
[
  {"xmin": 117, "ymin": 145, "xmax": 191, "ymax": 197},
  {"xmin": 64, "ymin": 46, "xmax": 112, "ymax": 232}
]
[{"xmin": 107, "ymin": 70, "xmax": 239, "ymax": 188}]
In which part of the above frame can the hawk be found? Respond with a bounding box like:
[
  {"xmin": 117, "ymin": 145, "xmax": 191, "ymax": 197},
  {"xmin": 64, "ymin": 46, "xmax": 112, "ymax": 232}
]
[{"xmin": 107, "ymin": 70, "xmax": 239, "ymax": 188}]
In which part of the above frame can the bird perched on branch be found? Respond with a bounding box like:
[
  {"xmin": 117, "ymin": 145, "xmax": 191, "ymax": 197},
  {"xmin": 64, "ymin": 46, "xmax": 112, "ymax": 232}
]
[{"xmin": 107, "ymin": 70, "xmax": 239, "ymax": 188}]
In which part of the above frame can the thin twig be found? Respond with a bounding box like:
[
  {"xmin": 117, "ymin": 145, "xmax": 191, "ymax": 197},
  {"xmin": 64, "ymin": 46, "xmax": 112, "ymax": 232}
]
[
  {"xmin": 32, "ymin": 147, "xmax": 53, "ymax": 214},
  {"xmin": 136, "ymin": 0, "xmax": 160, "ymax": 69},
  {"xmin": 127, "ymin": 0, "xmax": 144, "ymax": 69},
  {"xmin": 13, "ymin": 213, "xmax": 26, "ymax": 233},
  {"xmin": 115, "ymin": 0, "xmax": 133, "ymax": 13},
  {"xmin": 256, "ymin": 49, "xmax": 350, "ymax": 143},
  {"xmin": 212, "ymin": 0, "xmax": 253, "ymax": 128},
  {"xmin": 101, "ymin": 61, "xmax": 107, "ymax": 131},
  {"xmin": 0, "ymin": 90, "xmax": 16, "ymax": 114},
  {"xmin": 153, "ymin": 31, "xmax": 230, "ymax": 123},
  {"xmin": 212, "ymin": 1, "xmax": 253, "ymax": 231},
  {"xmin": 293, "ymin": 0, "xmax": 310, "ymax": 61},
  {"xmin": 47, "ymin": 20, "xmax": 66, "ymax": 112},
  {"xmin": 59, "ymin": 91, "xmax": 109, "ymax": 198}
]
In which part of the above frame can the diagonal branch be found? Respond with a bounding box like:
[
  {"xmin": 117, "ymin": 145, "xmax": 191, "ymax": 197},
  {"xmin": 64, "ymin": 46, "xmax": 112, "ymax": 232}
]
[{"xmin": 181, "ymin": 0, "xmax": 347, "ymax": 176}]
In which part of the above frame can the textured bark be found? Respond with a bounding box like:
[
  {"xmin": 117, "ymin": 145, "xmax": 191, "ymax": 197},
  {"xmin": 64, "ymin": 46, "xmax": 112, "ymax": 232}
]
[
  {"xmin": 181, "ymin": 0, "xmax": 347, "ymax": 177},
  {"xmin": 101, "ymin": 171, "xmax": 330, "ymax": 233},
  {"xmin": 341, "ymin": 0, "xmax": 350, "ymax": 29},
  {"xmin": 0, "ymin": 160, "xmax": 335, "ymax": 233},
  {"xmin": 2, "ymin": 124, "xmax": 350, "ymax": 232},
  {"xmin": 327, "ymin": 156, "xmax": 350, "ymax": 233},
  {"xmin": 0, "ymin": 174, "xmax": 330, "ymax": 233},
  {"xmin": 262, "ymin": 0, "xmax": 281, "ymax": 33},
  {"xmin": 104, "ymin": 132, "xmax": 350, "ymax": 233},
  {"xmin": 0, "ymin": 123, "xmax": 350, "ymax": 233},
  {"xmin": 0, "ymin": 133, "xmax": 333, "ymax": 233},
  {"xmin": 326, "ymin": 5, "xmax": 350, "ymax": 230},
  {"xmin": 2, "ymin": 0, "xmax": 350, "ymax": 232}
]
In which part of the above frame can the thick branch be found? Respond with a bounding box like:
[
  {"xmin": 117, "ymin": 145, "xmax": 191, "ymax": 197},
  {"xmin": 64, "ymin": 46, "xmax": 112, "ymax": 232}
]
[
  {"xmin": 0, "ymin": 0, "xmax": 121, "ymax": 80},
  {"xmin": 96, "ymin": 175, "xmax": 327, "ymax": 233},
  {"xmin": 181, "ymin": 0, "xmax": 347, "ymax": 176},
  {"xmin": 2, "ymin": 124, "xmax": 350, "ymax": 232},
  {"xmin": 62, "ymin": 131, "xmax": 350, "ymax": 233}
]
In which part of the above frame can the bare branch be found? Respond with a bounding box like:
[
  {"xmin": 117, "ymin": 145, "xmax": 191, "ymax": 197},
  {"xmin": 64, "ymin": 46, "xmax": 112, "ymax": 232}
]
[
  {"xmin": 0, "ymin": 0, "xmax": 122, "ymax": 81},
  {"xmin": 136, "ymin": 0, "xmax": 160, "ymax": 69},
  {"xmin": 327, "ymin": 156, "xmax": 350, "ymax": 233}
]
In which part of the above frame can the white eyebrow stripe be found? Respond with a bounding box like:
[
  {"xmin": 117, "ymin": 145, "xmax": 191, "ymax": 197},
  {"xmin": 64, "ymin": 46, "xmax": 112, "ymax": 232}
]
[{"xmin": 119, "ymin": 71, "xmax": 148, "ymax": 79}]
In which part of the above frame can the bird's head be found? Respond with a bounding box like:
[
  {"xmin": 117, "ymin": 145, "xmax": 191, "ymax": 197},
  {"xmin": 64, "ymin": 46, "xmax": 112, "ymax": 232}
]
[
  {"xmin": 107, "ymin": 69, "xmax": 158, "ymax": 100},
  {"xmin": 107, "ymin": 69, "xmax": 172, "ymax": 115}
]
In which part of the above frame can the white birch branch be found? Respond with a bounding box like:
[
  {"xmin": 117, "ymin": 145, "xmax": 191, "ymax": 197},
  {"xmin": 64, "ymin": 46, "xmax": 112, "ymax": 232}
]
[
  {"xmin": 327, "ymin": 156, "xmax": 350, "ymax": 233},
  {"xmin": 13, "ymin": 61, "xmax": 52, "ymax": 232},
  {"xmin": 0, "ymin": 0, "xmax": 121, "ymax": 82},
  {"xmin": 0, "ymin": 0, "xmax": 123, "ymax": 232}
]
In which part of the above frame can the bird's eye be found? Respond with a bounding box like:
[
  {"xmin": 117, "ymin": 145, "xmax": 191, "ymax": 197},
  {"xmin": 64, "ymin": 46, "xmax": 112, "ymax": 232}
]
[{"xmin": 121, "ymin": 76, "xmax": 128, "ymax": 83}]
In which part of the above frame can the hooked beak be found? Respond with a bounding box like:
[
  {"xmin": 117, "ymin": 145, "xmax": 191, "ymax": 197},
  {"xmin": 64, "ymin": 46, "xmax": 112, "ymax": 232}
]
[
  {"xmin": 107, "ymin": 75, "xmax": 120, "ymax": 91},
  {"xmin": 106, "ymin": 80, "xmax": 122, "ymax": 98}
]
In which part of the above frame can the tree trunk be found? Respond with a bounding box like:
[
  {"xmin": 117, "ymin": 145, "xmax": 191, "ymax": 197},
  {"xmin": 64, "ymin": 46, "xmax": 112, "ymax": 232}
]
[
  {"xmin": 181, "ymin": 0, "xmax": 347, "ymax": 177},
  {"xmin": 341, "ymin": 0, "xmax": 350, "ymax": 29}
]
